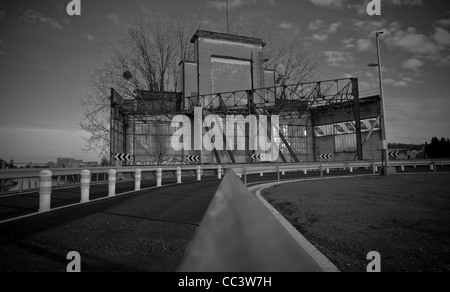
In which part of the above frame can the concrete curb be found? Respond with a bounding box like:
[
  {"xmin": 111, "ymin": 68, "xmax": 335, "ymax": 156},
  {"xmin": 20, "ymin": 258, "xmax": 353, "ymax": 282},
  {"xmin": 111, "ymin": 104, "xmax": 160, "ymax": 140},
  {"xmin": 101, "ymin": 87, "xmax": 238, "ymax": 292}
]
[{"xmin": 248, "ymin": 175, "xmax": 378, "ymax": 272}]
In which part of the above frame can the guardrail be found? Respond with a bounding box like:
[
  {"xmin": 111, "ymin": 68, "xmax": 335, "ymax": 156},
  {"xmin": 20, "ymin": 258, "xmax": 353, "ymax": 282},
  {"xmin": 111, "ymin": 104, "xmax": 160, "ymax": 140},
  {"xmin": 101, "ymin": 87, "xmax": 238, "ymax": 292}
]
[{"xmin": 1, "ymin": 160, "xmax": 449, "ymax": 214}]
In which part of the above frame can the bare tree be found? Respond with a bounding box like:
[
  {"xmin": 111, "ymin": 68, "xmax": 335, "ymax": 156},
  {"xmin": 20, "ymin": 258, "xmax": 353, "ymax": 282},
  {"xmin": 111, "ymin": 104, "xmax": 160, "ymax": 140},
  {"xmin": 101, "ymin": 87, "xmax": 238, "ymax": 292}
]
[{"xmin": 80, "ymin": 15, "xmax": 199, "ymax": 156}]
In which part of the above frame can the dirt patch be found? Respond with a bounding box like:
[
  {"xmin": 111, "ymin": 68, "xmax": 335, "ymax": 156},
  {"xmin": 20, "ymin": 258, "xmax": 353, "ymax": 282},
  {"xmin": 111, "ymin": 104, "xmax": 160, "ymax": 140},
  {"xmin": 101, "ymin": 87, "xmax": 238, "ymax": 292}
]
[{"xmin": 263, "ymin": 174, "xmax": 450, "ymax": 272}]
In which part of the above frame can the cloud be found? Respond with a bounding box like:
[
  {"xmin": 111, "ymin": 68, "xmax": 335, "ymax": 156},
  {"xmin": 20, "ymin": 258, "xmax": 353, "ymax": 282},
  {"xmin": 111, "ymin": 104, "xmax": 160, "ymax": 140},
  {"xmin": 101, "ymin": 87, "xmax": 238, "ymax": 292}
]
[
  {"xmin": 84, "ymin": 33, "xmax": 95, "ymax": 41},
  {"xmin": 437, "ymin": 19, "xmax": 450, "ymax": 27},
  {"xmin": 107, "ymin": 13, "xmax": 120, "ymax": 25},
  {"xmin": 308, "ymin": 19, "xmax": 341, "ymax": 41},
  {"xmin": 21, "ymin": 9, "xmax": 68, "ymax": 31},
  {"xmin": 279, "ymin": 21, "xmax": 293, "ymax": 30},
  {"xmin": 312, "ymin": 34, "xmax": 328, "ymax": 41},
  {"xmin": 308, "ymin": 0, "xmax": 346, "ymax": 8},
  {"xmin": 209, "ymin": 0, "xmax": 275, "ymax": 10},
  {"xmin": 342, "ymin": 38, "xmax": 373, "ymax": 52},
  {"xmin": 402, "ymin": 58, "xmax": 424, "ymax": 71},
  {"xmin": 433, "ymin": 27, "xmax": 450, "ymax": 47},
  {"xmin": 388, "ymin": 0, "xmax": 423, "ymax": 5},
  {"xmin": 385, "ymin": 25, "xmax": 446, "ymax": 61},
  {"xmin": 438, "ymin": 55, "xmax": 450, "ymax": 67},
  {"xmin": 323, "ymin": 50, "xmax": 353, "ymax": 66},
  {"xmin": 384, "ymin": 78, "xmax": 408, "ymax": 87}
]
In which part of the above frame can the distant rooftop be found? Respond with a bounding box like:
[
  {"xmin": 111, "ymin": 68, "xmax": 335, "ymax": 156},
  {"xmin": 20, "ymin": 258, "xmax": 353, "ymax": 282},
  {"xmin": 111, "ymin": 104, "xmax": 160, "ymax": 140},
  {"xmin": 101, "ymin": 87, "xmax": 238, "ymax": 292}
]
[{"xmin": 190, "ymin": 30, "xmax": 266, "ymax": 47}]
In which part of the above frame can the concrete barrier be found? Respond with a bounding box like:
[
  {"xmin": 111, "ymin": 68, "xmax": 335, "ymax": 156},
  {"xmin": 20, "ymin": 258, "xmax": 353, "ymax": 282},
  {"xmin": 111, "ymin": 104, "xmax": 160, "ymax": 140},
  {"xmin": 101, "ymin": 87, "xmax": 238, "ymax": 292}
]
[
  {"xmin": 197, "ymin": 166, "xmax": 202, "ymax": 181},
  {"xmin": 135, "ymin": 169, "xmax": 142, "ymax": 191},
  {"xmin": 80, "ymin": 170, "xmax": 90, "ymax": 203},
  {"xmin": 157, "ymin": 168, "xmax": 162, "ymax": 187},
  {"xmin": 177, "ymin": 167, "xmax": 182, "ymax": 184},
  {"xmin": 108, "ymin": 170, "xmax": 116, "ymax": 197},
  {"xmin": 38, "ymin": 170, "xmax": 52, "ymax": 213},
  {"xmin": 180, "ymin": 170, "xmax": 323, "ymax": 272}
]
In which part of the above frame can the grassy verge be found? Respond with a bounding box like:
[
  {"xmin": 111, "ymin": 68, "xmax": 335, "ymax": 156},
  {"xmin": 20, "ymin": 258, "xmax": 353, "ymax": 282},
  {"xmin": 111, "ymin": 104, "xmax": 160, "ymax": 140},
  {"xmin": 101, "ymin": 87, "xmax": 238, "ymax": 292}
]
[{"xmin": 262, "ymin": 173, "xmax": 450, "ymax": 272}]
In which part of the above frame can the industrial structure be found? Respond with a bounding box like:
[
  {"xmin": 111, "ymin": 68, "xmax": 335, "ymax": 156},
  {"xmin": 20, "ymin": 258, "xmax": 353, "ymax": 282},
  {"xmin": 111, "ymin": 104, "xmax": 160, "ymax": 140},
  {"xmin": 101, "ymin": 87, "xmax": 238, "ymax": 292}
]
[{"xmin": 110, "ymin": 30, "xmax": 383, "ymax": 165}]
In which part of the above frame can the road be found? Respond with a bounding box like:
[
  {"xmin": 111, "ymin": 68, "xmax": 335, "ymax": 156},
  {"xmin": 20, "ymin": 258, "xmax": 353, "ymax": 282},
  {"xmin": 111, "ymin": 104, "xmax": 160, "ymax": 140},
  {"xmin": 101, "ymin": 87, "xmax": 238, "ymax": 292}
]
[{"xmin": 0, "ymin": 166, "xmax": 446, "ymax": 272}]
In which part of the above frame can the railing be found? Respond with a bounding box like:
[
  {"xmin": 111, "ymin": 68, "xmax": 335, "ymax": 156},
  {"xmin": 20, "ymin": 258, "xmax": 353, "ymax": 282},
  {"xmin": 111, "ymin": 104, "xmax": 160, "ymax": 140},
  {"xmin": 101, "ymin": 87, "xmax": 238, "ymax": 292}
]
[{"xmin": 1, "ymin": 160, "xmax": 449, "ymax": 215}]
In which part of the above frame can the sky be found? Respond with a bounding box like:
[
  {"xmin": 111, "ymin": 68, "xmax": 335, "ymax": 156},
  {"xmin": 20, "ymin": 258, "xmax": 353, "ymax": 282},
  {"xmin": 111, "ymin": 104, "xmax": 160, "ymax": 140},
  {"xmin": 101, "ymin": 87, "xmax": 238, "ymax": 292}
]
[{"xmin": 0, "ymin": 0, "xmax": 449, "ymax": 163}]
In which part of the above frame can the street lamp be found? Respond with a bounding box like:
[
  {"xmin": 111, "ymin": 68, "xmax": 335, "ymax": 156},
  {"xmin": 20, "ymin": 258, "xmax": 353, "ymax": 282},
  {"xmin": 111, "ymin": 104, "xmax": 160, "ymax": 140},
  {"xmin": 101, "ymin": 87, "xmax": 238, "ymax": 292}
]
[{"xmin": 368, "ymin": 31, "xmax": 390, "ymax": 175}]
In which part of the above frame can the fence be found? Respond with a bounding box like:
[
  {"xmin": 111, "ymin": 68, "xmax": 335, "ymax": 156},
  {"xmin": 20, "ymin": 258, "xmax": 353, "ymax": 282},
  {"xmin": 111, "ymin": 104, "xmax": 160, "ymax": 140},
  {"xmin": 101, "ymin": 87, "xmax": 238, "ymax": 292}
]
[{"xmin": 1, "ymin": 160, "xmax": 449, "ymax": 214}]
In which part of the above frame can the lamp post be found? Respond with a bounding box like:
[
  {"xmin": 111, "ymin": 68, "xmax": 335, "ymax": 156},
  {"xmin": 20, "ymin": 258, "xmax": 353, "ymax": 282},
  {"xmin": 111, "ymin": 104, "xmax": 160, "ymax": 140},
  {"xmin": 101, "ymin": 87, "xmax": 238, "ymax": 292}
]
[{"xmin": 369, "ymin": 31, "xmax": 390, "ymax": 175}]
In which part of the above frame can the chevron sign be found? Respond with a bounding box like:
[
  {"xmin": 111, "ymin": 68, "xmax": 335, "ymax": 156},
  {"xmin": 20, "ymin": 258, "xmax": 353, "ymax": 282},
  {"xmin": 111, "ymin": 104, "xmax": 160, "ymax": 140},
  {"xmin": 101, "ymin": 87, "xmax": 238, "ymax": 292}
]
[
  {"xmin": 388, "ymin": 151, "xmax": 400, "ymax": 159},
  {"xmin": 114, "ymin": 153, "xmax": 131, "ymax": 162},
  {"xmin": 251, "ymin": 154, "xmax": 262, "ymax": 160},
  {"xmin": 186, "ymin": 155, "xmax": 200, "ymax": 162},
  {"xmin": 319, "ymin": 154, "xmax": 332, "ymax": 160}
]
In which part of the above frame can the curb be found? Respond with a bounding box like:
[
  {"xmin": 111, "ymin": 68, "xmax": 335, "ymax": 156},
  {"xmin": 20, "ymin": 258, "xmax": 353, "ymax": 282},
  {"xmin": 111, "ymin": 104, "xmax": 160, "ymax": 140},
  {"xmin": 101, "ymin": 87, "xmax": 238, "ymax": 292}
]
[{"xmin": 248, "ymin": 174, "xmax": 378, "ymax": 272}]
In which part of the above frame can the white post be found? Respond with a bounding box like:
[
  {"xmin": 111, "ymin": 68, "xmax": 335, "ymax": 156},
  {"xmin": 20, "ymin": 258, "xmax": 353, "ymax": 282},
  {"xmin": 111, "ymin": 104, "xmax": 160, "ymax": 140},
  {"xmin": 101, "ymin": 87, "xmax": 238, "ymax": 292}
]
[
  {"xmin": 350, "ymin": 167, "xmax": 353, "ymax": 173},
  {"xmin": 281, "ymin": 170, "xmax": 286, "ymax": 176},
  {"xmin": 197, "ymin": 166, "xmax": 202, "ymax": 181},
  {"xmin": 430, "ymin": 164, "xmax": 434, "ymax": 171},
  {"xmin": 217, "ymin": 166, "xmax": 222, "ymax": 180},
  {"xmin": 108, "ymin": 170, "xmax": 116, "ymax": 197},
  {"xmin": 135, "ymin": 169, "xmax": 142, "ymax": 191},
  {"xmin": 39, "ymin": 170, "xmax": 52, "ymax": 213},
  {"xmin": 157, "ymin": 168, "xmax": 162, "ymax": 187},
  {"xmin": 326, "ymin": 168, "xmax": 330, "ymax": 174},
  {"xmin": 401, "ymin": 165, "xmax": 405, "ymax": 172},
  {"xmin": 80, "ymin": 170, "xmax": 90, "ymax": 203},
  {"xmin": 177, "ymin": 167, "xmax": 182, "ymax": 184},
  {"xmin": 303, "ymin": 169, "xmax": 308, "ymax": 175}
]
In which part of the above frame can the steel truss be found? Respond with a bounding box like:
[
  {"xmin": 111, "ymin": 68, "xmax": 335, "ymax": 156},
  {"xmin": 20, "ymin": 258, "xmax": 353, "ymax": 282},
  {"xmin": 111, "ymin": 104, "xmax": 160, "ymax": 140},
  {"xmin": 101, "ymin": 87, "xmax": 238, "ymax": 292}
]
[{"xmin": 111, "ymin": 78, "xmax": 362, "ymax": 164}]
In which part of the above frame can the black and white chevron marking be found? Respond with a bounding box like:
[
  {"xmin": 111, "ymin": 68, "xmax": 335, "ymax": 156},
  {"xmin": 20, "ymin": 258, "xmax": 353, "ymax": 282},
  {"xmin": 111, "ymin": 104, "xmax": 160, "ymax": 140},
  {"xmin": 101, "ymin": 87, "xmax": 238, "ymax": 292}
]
[
  {"xmin": 114, "ymin": 153, "xmax": 131, "ymax": 162},
  {"xmin": 251, "ymin": 154, "xmax": 263, "ymax": 160},
  {"xmin": 186, "ymin": 155, "xmax": 200, "ymax": 162},
  {"xmin": 388, "ymin": 151, "xmax": 400, "ymax": 158},
  {"xmin": 319, "ymin": 154, "xmax": 332, "ymax": 160}
]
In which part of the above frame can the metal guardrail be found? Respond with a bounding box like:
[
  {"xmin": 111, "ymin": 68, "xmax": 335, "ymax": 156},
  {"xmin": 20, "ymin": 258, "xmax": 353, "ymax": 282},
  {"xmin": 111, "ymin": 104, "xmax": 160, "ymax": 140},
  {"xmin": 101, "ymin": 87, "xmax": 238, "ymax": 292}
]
[
  {"xmin": 1, "ymin": 160, "xmax": 449, "ymax": 180},
  {"xmin": 1, "ymin": 160, "xmax": 449, "ymax": 213}
]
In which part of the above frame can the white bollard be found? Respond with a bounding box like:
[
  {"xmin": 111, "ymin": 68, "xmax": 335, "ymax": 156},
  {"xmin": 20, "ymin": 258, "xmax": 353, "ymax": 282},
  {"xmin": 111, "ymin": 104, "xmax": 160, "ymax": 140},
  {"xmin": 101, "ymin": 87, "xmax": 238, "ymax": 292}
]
[
  {"xmin": 39, "ymin": 170, "xmax": 52, "ymax": 213},
  {"xmin": 282, "ymin": 170, "xmax": 286, "ymax": 176},
  {"xmin": 401, "ymin": 165, "xmax": 405, "ymax": 172},
  {"xmin": 108, "ymin": 170, "xmax": 116, "ymax": 197},
  {"xmin": 157, "ymin": 168, "xmax": 162, "ymax": 187},
  {"xmin": 177, "ymin": 167, "xmax": 182, "ymax": 184},
  {"xmin": 349, "ymin": 167, "xmax": 353, "ymax": 173},
  {"xmin": 326, "ymin": 168, "xmax": 330, "ymax": 174},
  {"xmin": 303, "ymin": 169, "xmax": 308, "ymax": 175},
  {"xmin": 197, "ymin": 166, "xmax": 202, "ymax": 181},
  {"xmin": 80, "ymin": 170, "xmax": 90, "ymax": 203},
  {"xmin": 260, "ymin": 171, "xmax": 264, "ymax": 177},
  {"xmin": 430, "ymin": 163, "xmax": 435, "ymax": 171},
  {"xmin": 135, "ymin": 169, "xmax": 142, "ymax": 191},
  {"xmin": 217, "ymin": 166, "xmax": 222, "ymax": 180}
]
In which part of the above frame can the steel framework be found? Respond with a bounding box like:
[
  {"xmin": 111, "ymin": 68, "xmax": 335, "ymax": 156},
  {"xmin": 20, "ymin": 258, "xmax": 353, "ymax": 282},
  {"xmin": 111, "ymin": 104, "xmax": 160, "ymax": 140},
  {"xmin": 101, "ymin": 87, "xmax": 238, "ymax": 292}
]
[{"xmin": 110, "ymin": 78, "xmax": 363, "ymax": 165}]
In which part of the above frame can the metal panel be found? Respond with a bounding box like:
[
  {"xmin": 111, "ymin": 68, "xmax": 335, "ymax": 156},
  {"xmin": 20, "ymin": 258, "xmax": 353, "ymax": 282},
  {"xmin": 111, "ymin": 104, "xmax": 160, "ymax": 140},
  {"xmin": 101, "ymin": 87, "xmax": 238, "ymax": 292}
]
[{"xmin": 335, "ymin": 134, "xmax": 357, "ymax": 152}]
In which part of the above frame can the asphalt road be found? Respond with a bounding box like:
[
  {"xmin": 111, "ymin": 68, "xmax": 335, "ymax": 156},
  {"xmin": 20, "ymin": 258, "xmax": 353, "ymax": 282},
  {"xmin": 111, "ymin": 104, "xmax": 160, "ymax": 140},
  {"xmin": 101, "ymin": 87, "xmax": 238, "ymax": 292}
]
[{"xmin": 0, "ymin": 179, "xmax": 221, "ymax": 272}]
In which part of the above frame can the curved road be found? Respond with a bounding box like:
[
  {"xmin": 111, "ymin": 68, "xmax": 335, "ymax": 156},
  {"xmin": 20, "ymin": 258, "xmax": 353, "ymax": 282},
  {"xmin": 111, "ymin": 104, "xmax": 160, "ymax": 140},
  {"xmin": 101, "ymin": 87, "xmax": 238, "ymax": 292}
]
[{"xmin": 0, "ymin": 167, "xmax": 442, "ymax": 272}]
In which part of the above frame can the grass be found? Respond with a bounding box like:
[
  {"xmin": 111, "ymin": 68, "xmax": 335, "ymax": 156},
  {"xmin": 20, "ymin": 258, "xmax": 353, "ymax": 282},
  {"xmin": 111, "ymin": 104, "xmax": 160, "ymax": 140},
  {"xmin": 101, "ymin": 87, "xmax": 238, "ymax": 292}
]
[{"xmin": 263, "ymin": 173, "xmax": 450, "ymax": 272}]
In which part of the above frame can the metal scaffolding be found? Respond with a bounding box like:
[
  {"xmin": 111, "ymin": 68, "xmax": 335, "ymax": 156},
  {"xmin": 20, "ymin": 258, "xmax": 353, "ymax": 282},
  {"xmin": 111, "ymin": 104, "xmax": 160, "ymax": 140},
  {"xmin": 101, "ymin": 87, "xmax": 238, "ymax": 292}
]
[{"xmin": 110, "ymin": 77, "xmax": 363, "ymax": 165}]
